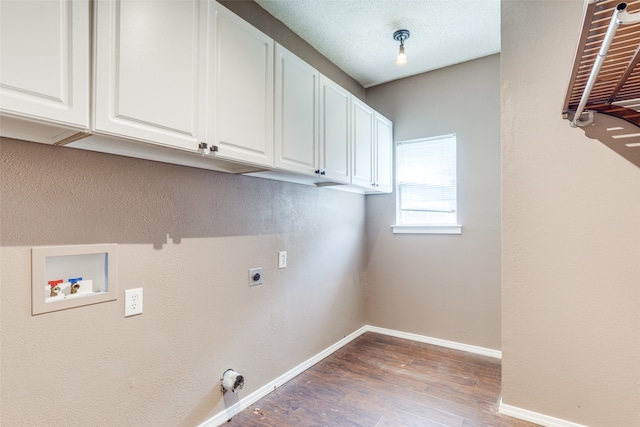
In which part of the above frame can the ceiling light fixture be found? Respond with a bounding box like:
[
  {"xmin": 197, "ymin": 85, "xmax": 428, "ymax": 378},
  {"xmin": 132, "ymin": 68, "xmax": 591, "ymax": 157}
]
[{"xmin": 393, "ymin": 29, "xmax": 410, "ymax": 66}]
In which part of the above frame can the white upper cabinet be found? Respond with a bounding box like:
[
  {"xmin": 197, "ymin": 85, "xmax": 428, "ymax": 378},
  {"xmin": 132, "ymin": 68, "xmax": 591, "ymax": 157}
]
[
  {"xmin": 351, "ymin": 97, "xmax": 375, "ymax": 189},
  {"xmin": 319, "ymin": 75, "xmax": 351, "ymax": 184},
  {"xmin": 2, "ymin": 0, "xmax": 392, "ymax": 190},
  {"xmin": 351, "ymin": 98, "xmax": 393, "ymax": 193},
  {"xmin": 0, "ymin": 0, "xmax": 90, "ymax": 141},
  {"xmin": 274, "ymin": 43, "xmax": 319, "ymax": 175},
  {"xmin": 208, "ymin": 2, "xmax": 274, "ymax": 167},
  {"xmin": 93, "ymin": 0, "xmax": 206, "ymax": 151},
  {"xmin": 374, "ymin": 113, "xmax": 393, "ymax": 193}
]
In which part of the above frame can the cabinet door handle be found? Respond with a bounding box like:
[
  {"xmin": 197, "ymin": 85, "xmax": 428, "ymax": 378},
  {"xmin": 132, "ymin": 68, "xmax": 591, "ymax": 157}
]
[
  {"xmin": 315, "ymin": 170, "xmax": 320, "ymax": 174},
  {"xmin": 198, "ymin": 142, "xmax": 208, "ymax": 150},
  {"xmin": 320, "ymin": 171, "xmax": 326, "ymax": 175},
  {"xmin": 210, "ymin": 146, "xmax": 219, "ymax": 153}
]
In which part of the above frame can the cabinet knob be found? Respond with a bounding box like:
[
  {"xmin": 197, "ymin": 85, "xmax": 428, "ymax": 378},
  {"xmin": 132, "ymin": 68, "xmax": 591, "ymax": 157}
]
[
  {"xmin": 198, "ymin": 142, "xmax": 208, "ymax": 150},
  {"xmin": 210, "ymin": 146, "xmax": 219, "ymax": 153},
  {"xmin": 320, "ymin": 171, "xmax": 326, "ymax": 175},
  {"xmin": 315, "ymin": 169, "xmax": 320, "ymax": 174}
]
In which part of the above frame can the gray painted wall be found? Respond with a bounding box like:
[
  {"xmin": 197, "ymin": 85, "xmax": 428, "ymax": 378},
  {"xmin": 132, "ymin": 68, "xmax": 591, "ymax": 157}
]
[
  {"xmin": 501, "ymin": 1, "xmax": 640, "ymax": 425},
  {"xmin": 0, "ymin": 138, "xmax": 367, "ymax": 425},
  {"xmin": 364, "ymin": 55, "xmax": 502, "ymax": 350}
]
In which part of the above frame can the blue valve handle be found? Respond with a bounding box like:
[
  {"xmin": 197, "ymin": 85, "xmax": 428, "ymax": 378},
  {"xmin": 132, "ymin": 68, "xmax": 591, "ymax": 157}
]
[{"xmin": 68, "ymin": 277, "xmax": 83, "ymax": 284}]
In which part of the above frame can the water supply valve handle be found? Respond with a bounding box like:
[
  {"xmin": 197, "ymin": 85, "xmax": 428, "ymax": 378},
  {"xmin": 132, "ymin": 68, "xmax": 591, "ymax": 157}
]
[
  {"xmin": 68, "ymin": 277, "xmax": 83, "ymax": 285},
  {"xmin": 48, "ymin": 280, "xmax": 63, "ymax": 297}
]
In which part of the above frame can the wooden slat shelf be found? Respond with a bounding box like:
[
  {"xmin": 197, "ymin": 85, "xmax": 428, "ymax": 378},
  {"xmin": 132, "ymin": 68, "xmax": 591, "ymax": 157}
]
[
  {"xmin": 564, "ymin": 1, "xmax": 640, "ymax": 168},
  {"xmin": 564, "ymin": 1, "xmax": 640, "ymax": 116}
]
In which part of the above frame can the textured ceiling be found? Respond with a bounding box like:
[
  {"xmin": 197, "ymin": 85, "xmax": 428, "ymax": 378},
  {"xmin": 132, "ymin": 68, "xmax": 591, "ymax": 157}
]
[{"xmin": 254, "ymin": 0, "xmax": 501, "ymax": 88}]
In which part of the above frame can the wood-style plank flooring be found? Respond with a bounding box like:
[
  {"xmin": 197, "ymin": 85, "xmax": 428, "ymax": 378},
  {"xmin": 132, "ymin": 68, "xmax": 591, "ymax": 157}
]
[{"xmin": 228, "ymin": 332, "xmax": 539, "ymax": 426}]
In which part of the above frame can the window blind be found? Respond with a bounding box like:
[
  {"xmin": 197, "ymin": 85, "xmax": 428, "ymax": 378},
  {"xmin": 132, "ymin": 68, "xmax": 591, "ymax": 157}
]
[{"xmin": 396, "ymin": 134, "xmax": 457, "ymax": 225}]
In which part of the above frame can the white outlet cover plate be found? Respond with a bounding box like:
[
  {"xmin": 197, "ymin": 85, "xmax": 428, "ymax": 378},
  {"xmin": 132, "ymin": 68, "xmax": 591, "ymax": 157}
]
[
  {"xmin": 125, "ymin": 288, "xmax": 143, "ymax": 317},
  {"xmin": 278, "ymin": 251, "xmax": 287, "ymax": 269}
]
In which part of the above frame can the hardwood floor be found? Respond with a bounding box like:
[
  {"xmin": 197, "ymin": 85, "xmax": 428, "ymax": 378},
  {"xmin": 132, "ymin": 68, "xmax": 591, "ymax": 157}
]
[{"xmin": 228, "ymin": 333, "xmax": 539, "ymax": 426}]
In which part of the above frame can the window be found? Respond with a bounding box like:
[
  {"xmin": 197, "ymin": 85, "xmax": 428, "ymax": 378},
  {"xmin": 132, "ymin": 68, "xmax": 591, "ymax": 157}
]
[{"xmin": 393, "ymin": 134, "xmax": 461, "ymax": 234}]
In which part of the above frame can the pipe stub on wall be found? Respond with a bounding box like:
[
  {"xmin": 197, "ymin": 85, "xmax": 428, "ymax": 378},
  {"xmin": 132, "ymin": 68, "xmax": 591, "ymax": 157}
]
[{"xmin": 221, "ymin": 369, "xmax": 244, "ymax": 393}]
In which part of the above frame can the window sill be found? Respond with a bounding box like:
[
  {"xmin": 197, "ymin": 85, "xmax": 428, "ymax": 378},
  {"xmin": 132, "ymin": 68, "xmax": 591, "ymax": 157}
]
[{"xmin": 391, "ymin": 224, "xmax": 463, "ymax": 235}]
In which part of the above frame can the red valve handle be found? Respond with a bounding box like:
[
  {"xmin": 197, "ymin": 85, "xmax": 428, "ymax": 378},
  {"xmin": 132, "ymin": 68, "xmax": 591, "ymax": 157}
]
[{"xmin": 48, "ymin": 279, "xmax": 63, "ymax": 287}]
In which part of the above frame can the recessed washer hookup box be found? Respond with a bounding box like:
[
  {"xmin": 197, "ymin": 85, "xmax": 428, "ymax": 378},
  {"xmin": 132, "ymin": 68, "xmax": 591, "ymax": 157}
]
[{"xmin": 31, "ymin": 244, "xmax": 118, "ymax": 315}]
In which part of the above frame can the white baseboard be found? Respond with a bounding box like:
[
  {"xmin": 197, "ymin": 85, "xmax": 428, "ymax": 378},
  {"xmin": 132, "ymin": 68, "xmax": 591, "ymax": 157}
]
[
  {"xmin": 365, "ymin": 325, "xmax": 502, "ymax": 359},
  {"xmin": 499, "ymin": 400, "xmax": 589, "ymax": 427},
  {"xmin": 199, "ymin": 325, "xmax": 500, "ymax": 426}
]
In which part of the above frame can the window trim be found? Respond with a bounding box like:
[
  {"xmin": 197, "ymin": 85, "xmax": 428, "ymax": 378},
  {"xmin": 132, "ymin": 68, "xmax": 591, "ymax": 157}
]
[
  {"xmin": 391, "ymin": 224, "xmax": 462, "ymax": 235},
  {"xmin": 393, "ymin": 134, "xmax": 462, "ymax": 235}
]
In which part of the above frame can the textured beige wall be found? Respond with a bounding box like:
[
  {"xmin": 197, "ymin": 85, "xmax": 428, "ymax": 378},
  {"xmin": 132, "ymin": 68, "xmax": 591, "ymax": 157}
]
[
  {"xmin": 0, "ymin": 138, "xmax": 366, "ymax": 425},
  {"xmin": 364, "ymin": 55, "xmax": 502, "ymax": 350},
  {"xmin": 501, "ymin": 1, "xmax": 640, "ymax": 425}
]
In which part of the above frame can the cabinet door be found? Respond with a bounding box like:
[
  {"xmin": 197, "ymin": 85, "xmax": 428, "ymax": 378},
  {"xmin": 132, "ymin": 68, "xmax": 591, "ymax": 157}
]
[
  {"xmin": 93, "ymin": 0, "xmax": 205, "ymax": 151},
  {"xmin": 274, "ymin": 43, "xmax": 319, "ymax": 175},
  {"xmin": 0, "ymin": 0, "xmax": 89, "ymax": 129},
  {"xmin": 209, "ymin": 2, "xmax": 274, "ymax": 167},
  {"xmin": 319, "ymin": 76, "xmax": 350, "ymax": 184},
  {"xmin": 374, "ymin": 113, "xmax": 393, "ymax": 193},
  {"xmin": 351, "ymin": 98, "xmax": 375, "ymax": 189}
]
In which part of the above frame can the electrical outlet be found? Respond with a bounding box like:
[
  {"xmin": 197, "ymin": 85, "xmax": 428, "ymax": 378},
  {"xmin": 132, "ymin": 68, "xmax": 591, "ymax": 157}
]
[
  {"xmin": 249, "ymin": 268, "xmax": 263, "ymax": 286},
  {"xmin": 125, "ymin": 288, "xmax": 143, "ymax": 317},
  {"xmin": 278, "ymin": 251, "xmax": 287, "ymax": 269}
]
